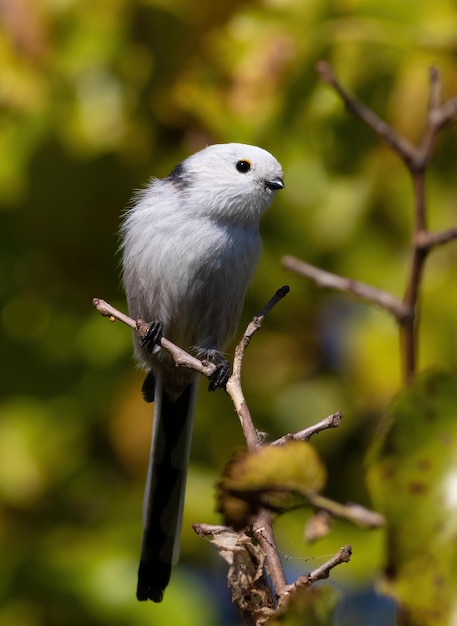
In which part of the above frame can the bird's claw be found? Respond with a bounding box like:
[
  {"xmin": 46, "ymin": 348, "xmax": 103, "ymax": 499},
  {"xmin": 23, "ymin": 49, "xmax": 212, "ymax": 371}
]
[
  {"xmin": 207, "ymin": 359, "xmax": 230, "ymax": 391},
  {"xmin": 140, "ymin": 320, "xmax": 163, "ymax": 353}
]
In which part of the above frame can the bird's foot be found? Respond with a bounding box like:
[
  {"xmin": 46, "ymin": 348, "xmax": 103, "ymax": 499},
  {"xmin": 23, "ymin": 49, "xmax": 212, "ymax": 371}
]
[
  {"xmin": 203, "ymin": 351, "xmax": 230, "ymax": 391},
  {"xmin": 140, "ymin": 320, "xmax": 163, "ymax": 353}
]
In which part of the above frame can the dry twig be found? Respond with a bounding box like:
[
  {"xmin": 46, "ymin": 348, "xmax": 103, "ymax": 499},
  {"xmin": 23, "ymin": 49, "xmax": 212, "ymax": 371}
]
[
  {"xmin": 92, "ymin": 297, "xmax": 218, "ymax": 379},
  {"xmin": 271, "ymin": 411, "xmax": 343, "ymax": 446},
  {"xmin": 288, "ymin": 545, "xmax": 353, "ymax": 592},
  {"xmin": 281, "ymin": 257, "xmax": 411, "ymax": 322},
  {"xmin": 226, "ymin": 285, "xmax": 290, "ymax": 449}
]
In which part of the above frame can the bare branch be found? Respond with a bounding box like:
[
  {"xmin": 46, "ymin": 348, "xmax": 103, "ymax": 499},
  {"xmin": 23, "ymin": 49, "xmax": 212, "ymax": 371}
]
[
  {"xmin": 282, "ymin": 256, "xmax": 412, "ymax": 322},
  {"xmin": 281, "ymin": 545, "xmax": 352, "ymax": 602},
  {"xmin": 271, "ymin": 412, "xmax": 343, "ymax": 446},
  {"xmin": 231, "ymin": 285, "xmax": 290, "ymax": 381},
  {"xmin": 316, "ymin": 61, "xmax": 417, "ymax": 165},
  {"xmin": 192, "ymin": 523, "xmax": 231, "ymax": 537},
  {"xmin": 315, "ymin": 62, "xmax": 457, "ymax": 386},
  {"xmin": 226, "ymin": 285, "xmax": 290, "ymax": 450},
  {"xmin": 434, "ymin": 97, "xmax": 457, "ymax": 130},
  {"xmin": 428, "ymin": 66, "xmax": 442, "ymax": 112},
  {"xmin": 416, "ymin": 226, "xmax": 457, "ymax": 250},
  {"xmin": 92, "ymin": 297, "xmax": 217, "ymax": 379},
  {"xmin": 307, "ymin": 544, "xmax": 352, "ymax": 585},
  {"xmin": 421, "ymin": 67, "xmax": 457, "ymax": 155},
  {"xmin": 93, "ymin": 297, "xmax": 138, "ymax": 329},
  {"xmin": 94, "ymin": 287, "xmax": 290, "ymax": 399},
  {"xmin": 304, "ymin": 545, "xmax": 352, "ymax": 585},
  {"xmin": 306, "ymin": 493, "xmax": 385, "ymax": 529}
]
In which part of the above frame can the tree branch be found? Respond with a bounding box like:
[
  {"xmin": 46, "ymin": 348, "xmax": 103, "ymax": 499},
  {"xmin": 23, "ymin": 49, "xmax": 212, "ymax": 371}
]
[
  {"xmin": 271, "ymin": 412, "xmax": 343, "ymax": 446},
  {"xmin": 316, "ymin": 61, "xmax": 417, "ymax": 166},
  {"xmin": 311, "ymin": 62, "xmax": 457, "ymax": 386},
  {"xmin": 291, "ymin": 545, "xmax": 353, "ymax": 591},
  {"xmin": 92, "ymin": 297, "xmax": 218, "ymax": 379},
  {"xmin": 226, "ymin": 285, "xmax": 290, "ymax": 449},
  {"xmin": 282, "ymin": 256, "xmax": 412, "ymax": 322},
  {"xmin": 305, "ymin": 493, "xmax": 385, "ymax": 529},
  {"xmin": 416, "ymin": 226, "xmax": 457, "ymax": 250}
]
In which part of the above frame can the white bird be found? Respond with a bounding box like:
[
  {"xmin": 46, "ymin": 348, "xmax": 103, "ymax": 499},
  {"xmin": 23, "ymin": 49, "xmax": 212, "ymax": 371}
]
[{"xmin": 121, "ymin": 143, "xmax": 284, "ymax": 602}]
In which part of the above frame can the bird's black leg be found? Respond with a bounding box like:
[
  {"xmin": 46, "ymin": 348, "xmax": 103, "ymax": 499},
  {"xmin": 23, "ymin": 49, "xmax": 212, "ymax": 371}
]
[{"xmin": 204, "ymin": 349, "xmax": 231, "ymax": 391}]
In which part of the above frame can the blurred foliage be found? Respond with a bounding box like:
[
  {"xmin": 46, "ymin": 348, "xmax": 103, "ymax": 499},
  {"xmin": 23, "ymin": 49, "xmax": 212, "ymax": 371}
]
[
  {"xmin": 367, "ymin": 372, "xmax": 457, "ymax": 626},
  {"xmin": 1, "ymin": 0, "xmax": 457, "ymax": 624}
]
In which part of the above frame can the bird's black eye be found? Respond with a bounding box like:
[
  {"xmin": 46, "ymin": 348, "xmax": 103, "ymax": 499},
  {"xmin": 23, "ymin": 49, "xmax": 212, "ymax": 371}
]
[{"xmin": 236, "ymin": 160, "xmax": 251, "ymax": 173}]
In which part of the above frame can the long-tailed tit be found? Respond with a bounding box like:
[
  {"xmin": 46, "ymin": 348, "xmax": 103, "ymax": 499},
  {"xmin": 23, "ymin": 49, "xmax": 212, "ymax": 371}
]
[{"xmin": 121, "ymin": 143, "xmax": 284, "ymax": 602}]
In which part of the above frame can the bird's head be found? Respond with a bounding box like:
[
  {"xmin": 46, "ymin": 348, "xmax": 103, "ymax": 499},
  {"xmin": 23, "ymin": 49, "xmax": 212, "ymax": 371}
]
[{"xmin": 168, "ymin": 143, "xmax": 284, "ymax": 224}]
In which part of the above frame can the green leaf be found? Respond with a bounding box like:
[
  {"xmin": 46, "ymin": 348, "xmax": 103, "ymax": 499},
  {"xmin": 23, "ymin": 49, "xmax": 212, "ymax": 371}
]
[{"xmin": 218, "ymin": 441, "xmax": 326, "ymax": 529}]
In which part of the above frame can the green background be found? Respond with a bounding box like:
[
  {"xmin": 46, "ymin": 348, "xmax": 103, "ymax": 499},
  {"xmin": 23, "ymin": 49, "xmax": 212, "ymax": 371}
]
[{"xmin": 1, "ymin": 0, "xmax": 457, "ymax": 624}]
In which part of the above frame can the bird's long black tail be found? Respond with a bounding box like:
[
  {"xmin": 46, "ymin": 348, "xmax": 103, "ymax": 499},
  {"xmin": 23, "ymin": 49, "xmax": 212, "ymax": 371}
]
[{"xmin": 137, "ymin": 376, "xmax": 198, "ymax": 602}]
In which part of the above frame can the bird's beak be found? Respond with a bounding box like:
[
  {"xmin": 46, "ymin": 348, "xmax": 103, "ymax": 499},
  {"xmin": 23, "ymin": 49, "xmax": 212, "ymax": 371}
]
[{"xmin": 265, "ymin": 177, "xmax": 285, "ymax": 191}]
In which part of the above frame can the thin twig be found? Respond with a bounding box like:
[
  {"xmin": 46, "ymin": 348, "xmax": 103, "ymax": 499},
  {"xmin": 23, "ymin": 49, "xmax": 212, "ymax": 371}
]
[
  {"xmin": 93, "ymin": 297, "xmax": 138, "ymax": 329},
  {"xmin": 270, "ymin": 412, "xmax": 343, "ymax": 446},
  {"xmin": 282, "ymin": 256, "xmax": 412, "ymax": 322},
  {"xmin": 226, "ymin": 285, "xmax": 290, "ymax": 449},
  {"xmin": 92, "ymin": 297, "xmax": 217, "ymax": 379},
  {"xmin": 303, "ymin": 545, "xmax": 352, "ymax": 585},
  {"xmin": 305, "ymin": 493, "xmax": 385, "ymax": 528},
  {"xmin": 416, "ymin": 226, "xmax": 457, "ymax": 249},
  {"xmin": 192, "ymin": 523, "xmax": 231, "ymax": 537},
  {"xmin": 316, "ymin": 61, "xmax": 417, "ymax": 166},
  {"xmin": 231, "ymin": 285, "xmax": 291, "ymax": 381},
  {"xmin": 433, "ymin": 97, "xmax": 457, "ymax": 130},
  {"xmin": 281, "ymin": 545, "xmax": 352, "ymax": 602}
]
